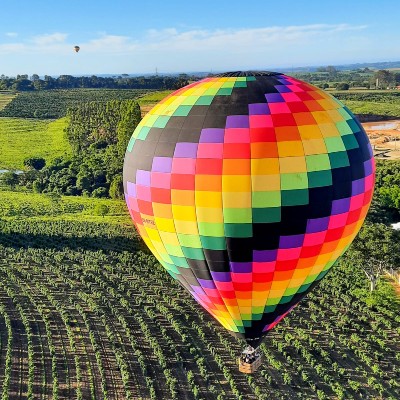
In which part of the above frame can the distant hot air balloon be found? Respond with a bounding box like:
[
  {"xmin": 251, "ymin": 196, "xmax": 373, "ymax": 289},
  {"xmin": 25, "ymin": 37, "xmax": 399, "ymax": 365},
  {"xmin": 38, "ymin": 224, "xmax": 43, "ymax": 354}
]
[
  {"xmin": 123, "ymin": 71, "xmax": 375, "ymax": 373},
  {"xmin": 74, "ymin": 46, "xmax": 80, "ymax": 53}
]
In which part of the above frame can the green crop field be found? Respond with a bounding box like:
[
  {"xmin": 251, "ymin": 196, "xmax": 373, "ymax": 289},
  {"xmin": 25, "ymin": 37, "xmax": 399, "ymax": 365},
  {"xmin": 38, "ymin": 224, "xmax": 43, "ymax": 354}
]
[
  {"xmin": 0, "ymin": 89, "xmax": 154, "ymax": 119},
  {"xmin": 0, "ymin": 117, "xmax": 71, "ymax": 170},
  {"xmin": 0, "ymin": 190, "xmax": 399, "ymax": 400}
]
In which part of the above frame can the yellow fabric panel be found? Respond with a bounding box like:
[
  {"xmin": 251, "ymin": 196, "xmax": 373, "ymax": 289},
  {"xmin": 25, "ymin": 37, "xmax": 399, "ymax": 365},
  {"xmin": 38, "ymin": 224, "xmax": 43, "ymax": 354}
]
[
  {"xmin": 172, "ymin": 205, "xmax": 197, "ymax": 221},
  {"xmin": 298, "ymin": 125, "xmax": 323, "ymax": 139},
  {"xmin": 312, "ymin": 111, "xmax": 334, "ymax": 124},
  {"xmin": 159, "ymin": 231, "xmax": 180, "ymax": 246},
  {"xmin": 195, "ymin": 191, "xmax": 222, "ymax": 207},
  {"xmin": 152, "ymin": 203, "xmax": 173, "ymax": 218},
  {"xmin": 251, "ymin": 158, "xmax": 280, "ymax": 175},
  {"xmin": 319, "ymin": 123, "xmax": 340, "ymax": 137},
  {"xmin": 222, "ymin": 175, "xmax": 251, "ymax": 192},
  {"xmin": 196, "ymin": 207, "xmax": 223, "ymax": 223},
  {"xmin": 279, "ymin": 156, "xmax": 307, "ymax": 173},
  {"xmin": 302, "ymin": 138, "xmax": 328, "ymax": 155},
  {"xmin": 222, "ymin": 192, "xmax": 252, "ymax": 208},
  {"xmin": 174, "ymin": 220, "xmax": 199, "ymax": 234},
  {"xmin": 277, "ymin": 141, "xmax": 304, "ymax": 157},
  {"xmin": 327, "ymin": 109, "xmax": 344, "ymax": 123},
  {"xmin": 155, "ymin": 217, "xmax": 176, "ymax": 232},
  {"xmin": 251, "ymin": 174, "xmax": 281, "ymax": 191},
  {"xmin": 171, "ymin": 189, "xmax": 195, "ymax": 206}
]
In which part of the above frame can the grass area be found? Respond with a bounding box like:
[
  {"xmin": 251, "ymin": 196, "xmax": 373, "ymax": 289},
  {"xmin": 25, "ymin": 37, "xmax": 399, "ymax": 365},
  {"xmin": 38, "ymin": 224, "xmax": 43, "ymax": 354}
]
[
  {"xmin": 0, "ymin": 92, "xmax": 16, "ymax": 111},
  {"xmin": 137, "ymin": 90, "xmax": 173, "ymax": 105},
  {"xmin": 0, "ymin": 117, "xmax": 71, "ymax": 170},
  {"xmin": 341, "ymin": 100, "xmax": 400, "ymax": 118},
  {"xmin": 0, "ymin": 189, "xmax": 130, "ymax": 223}
]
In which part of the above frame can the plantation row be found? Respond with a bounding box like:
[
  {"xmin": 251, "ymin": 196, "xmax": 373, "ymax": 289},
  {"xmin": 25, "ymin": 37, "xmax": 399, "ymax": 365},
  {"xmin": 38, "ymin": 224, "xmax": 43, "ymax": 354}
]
[
  {"xmin": 0, "ymin": 217, "xmax": 399, "ymax": 400},
  {"xmin": 0, "ymin": 89, "xmax": 153, "ymax": 119}
]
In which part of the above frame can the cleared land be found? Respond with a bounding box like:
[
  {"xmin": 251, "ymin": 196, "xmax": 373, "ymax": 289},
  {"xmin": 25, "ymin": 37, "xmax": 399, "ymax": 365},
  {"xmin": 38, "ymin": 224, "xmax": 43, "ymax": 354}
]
[
  {"xmin": 0, "ymin": 92, "xmax": 16, "ymax": 111},
  {"xmin": 0, "ymin": 117, "xmax": 71, "ymax": 170}
]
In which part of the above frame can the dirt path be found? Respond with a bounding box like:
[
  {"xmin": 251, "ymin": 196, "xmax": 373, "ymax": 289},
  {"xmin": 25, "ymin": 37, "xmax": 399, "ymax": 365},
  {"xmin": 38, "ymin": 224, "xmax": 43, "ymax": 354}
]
[{"xmin": 362, "ymin": 119, "xmax": 400, "ymax": 159}]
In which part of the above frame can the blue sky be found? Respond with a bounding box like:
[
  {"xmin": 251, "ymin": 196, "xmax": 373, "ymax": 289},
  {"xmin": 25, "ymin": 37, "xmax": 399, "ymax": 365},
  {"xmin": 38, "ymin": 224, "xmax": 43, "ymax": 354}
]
[{"xmin": 0, "ymin": 0, "xmax": 398, "ymax": 76}]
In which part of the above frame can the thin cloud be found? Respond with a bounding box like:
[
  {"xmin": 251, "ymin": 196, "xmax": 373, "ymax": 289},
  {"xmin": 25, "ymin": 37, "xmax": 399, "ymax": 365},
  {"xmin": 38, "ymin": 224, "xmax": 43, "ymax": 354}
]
[
  {"xmin": 31, "ymin": 32, "xmax": 68, "ymax": 46},
  {"xmin": 5, "ymin": 32, "xmax": 18, "ymax": 37}
]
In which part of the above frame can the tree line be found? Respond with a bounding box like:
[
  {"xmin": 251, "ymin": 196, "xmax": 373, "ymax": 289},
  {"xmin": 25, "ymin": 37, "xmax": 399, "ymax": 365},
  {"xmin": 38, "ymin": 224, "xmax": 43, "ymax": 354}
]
[{"xmin": 0, "ymin": 74, "xmax": 193, "ymax": 91}]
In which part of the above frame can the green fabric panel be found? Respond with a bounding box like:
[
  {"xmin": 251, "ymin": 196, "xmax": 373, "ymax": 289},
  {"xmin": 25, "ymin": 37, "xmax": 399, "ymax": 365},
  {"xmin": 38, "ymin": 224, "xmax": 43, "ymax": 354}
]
[
  {"xmin": 279, "ymin": 295, "xmax": 294, "ymax": 304},
  {"xmin": 173, "ymin": 105, "xmax": 192, "ymax": 116},
  {"xmin": 181, "ymin": 95, "xmax": 199, "ymax": 105},
  {"xmin": 153, "ymin": 115, "xmax": 170, "ymax": 128},
  {"xmin": 246, "ymin": 76, "xmax": 257, "ymax": 81},
  {"xmin": 243, "ymin": 320, "xmax": 252, "ymax": 327},
  {"xmin": 223, "ymin": 207, "xmax": 252, "ymax": 223},
  {"xmin": 281, "ymin": 173, "xmax": 308, "ymax": 190},
  {"xmin": 197, "ymin": 222, "xmax": 225, "ymax": 236},
  {"xmin": 127, "ymin": 135, "xmax": 136, "ymax": 152},
  {"xmin": 281, "ymin": 189, "xmax": 309, "ymax": 206},
  {"xmin": 337, "ymin": 107, "xmax": 352, "ymax": 120},
  {"xmin": 234, "ymin": 81, "xmax": 248, "ymax": 88},
  {"xmin": 224, "ymin": 223, "xmax": 252, "ymax": 237},
  {"xmin": 200, "ymin": 236, "xmax": 227, "ymax": 250},
  {"xmin": 137, "ymin": 126, "xmax": 151, "ymax": 140},
  {"xmin": 342, "ymin": 134, "xmax": 359, "ymax": 150},
  {"xmin": 297, "ymin": 282, "xmax": 312, "ymax": 293},
  {"xmin": 328, "ymin": 151, "xmax": 350, "ymax": 168},
  {"xmin": 222, "ymin": 81, "xmax": 235, "ymax": 88},
  {"xmin": 283, "ymin": 287, "xmax": 299, "ymax": 296},
  {"xmin": 169, "ymin": 255, "xmax": 189, "ymax": 268},
  {"xmin": 178, "ymin": 234, "xmax": 202, "ymax": 248},
  {"xmin": 336, "ymin": 120, "xmax": 353, "ymax": 136},
  {"xmin": 306, "ymin": 153, "xmax": 331, "ymax": 172},
  {"xmin": 182, "ymin": 246, "xmax": 205, "ymax": 260},
  {"xmin": 324, "ymin": 136, "xmax": 346, "ymax": 152},
  {"xmin": 308, "ymin": 170, "xmax": 332, "ymax": 188},
  {"xmin": 252, "ymin": 207, "xmax": 281, "ymax": 223},
  {"xmin": 217, "ymin": 88, "xmax": 233, "ymax": 96},
  {"xmin": 347, "ymin": 118, "xmax": 361, "ymax": 133},
  {"xmin": 252, "ymin": 313, "xmax": 263, "ymax": 321},
  {"xmin": 252, "ymin": 191, "xmax": 281, "ymax": 207},
  {"xmin": 195, "ymin": 96, "xmax": 214, "ymax": 105}
]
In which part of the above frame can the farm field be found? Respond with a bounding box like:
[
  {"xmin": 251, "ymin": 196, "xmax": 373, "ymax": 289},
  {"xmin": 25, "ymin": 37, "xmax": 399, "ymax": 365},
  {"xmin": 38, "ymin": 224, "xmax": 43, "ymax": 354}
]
[
  {"xmin": 0, "ymin": 191, "xmax": 399, "ymax": 400},
  {"xmin": 0, "ymin": 117, "xmax": 71, "ymax": 170},
  {"xmin": 0, "ymin": 92, "xmax": 16, "ymax": 111},
  {"xmin": 0, "ymin": 89, "xmax": 155, "ymax": 119}
]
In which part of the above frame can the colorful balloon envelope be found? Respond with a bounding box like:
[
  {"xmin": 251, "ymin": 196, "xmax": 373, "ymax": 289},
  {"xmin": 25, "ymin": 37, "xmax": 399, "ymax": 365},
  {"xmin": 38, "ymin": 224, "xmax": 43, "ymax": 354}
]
[{"xmin": 123, "ymin": 72, "xmax": 375, "ymax": 348}]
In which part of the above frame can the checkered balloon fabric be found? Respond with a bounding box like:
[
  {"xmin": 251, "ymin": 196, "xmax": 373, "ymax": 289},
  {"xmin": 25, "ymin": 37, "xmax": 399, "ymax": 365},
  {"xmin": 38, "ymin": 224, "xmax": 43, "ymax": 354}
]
[{"xmin": 123, "ymin": 72, "xmax": 375, "ymax": 345}]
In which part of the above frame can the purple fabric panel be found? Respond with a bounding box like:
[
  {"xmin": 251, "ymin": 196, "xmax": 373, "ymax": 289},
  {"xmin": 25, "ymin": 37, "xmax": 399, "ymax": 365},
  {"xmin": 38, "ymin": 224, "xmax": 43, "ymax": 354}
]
[
  {"xmin": 152, "ymin": 157, "xmax": 173, "ymax": 172},
  {"xmin": 126, "ymin": 181, "xmax": 136, "ymax": 197},
  {"xmin": 210, "ymin": 272, "xmax": 231, "ymax": 282},
  {"xmin": 275, "ymin": 85, "xmax": 292, "ymax": 93},
  {"xmin": 226, "ymin": 115, "xmax": 250, "ymax": 128},
  {"xmin": 199, "ymin": 128, "xmax": 225, "ymax": 143},
  {"xmin": 197, "ymin": 279, "xmax": 216, "ymax": 289},
  {"xmin": 253, "ymin": 249, "xmax": 277, "ymax": 262},
  {"xmin": 136, "ymin": 170, "xmax": 151, "ymax": 186},
  {"xmin": 249, "ymin": 103, "xmax": 270, "ymax": 115},
  {"xmin": 279, "ymin": 234, "xmax": 304, "ymax": 249},
  {"xmin": 331, "ymin": 197, "xmax": 351, "ymax": 215},
  {"xmin": 306, "ymin": 216, "xmax": 330, "ymax": 233},
  {"xmin": 230, "ymin": 262, "xmax": 252, "ymax": 273},
  {"xmin": 265, "ymin": 93, "xmax": 284, "ymax": 103},
  {"xmin": 352, "ymin": 178, "xmax": 365, "ymax": 196},
  {"xmin": 174, "ymin": 142, "xmax": 198, "ymax": 158}
]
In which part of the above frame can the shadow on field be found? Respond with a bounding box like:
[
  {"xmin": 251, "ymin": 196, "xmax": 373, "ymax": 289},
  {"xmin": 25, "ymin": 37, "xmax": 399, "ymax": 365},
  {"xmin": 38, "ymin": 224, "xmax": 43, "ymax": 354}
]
[{"xmin": 0, "ymin": 232, "xmax": 140, "ymax": 253}]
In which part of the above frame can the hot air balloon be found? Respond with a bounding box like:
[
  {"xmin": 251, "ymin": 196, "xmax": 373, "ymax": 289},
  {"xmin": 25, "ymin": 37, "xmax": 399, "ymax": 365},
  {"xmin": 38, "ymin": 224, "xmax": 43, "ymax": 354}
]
[
  {"xmin": 74, "ymin": 46, "xmax": 80, "ymax": 53},
  {"xmin": 123, "ymin": 71, "xmax": 375, "ymax": 373}
]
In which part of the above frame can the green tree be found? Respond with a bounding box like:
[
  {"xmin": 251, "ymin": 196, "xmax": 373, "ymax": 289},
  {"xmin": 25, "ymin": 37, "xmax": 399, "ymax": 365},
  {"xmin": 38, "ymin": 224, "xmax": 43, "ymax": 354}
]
[
  {"xmin": 94, "ymin": 203, "xmax": 109, "ymax": 218},
  {"xmin": 24, "ymin": 157, "xmax": 46, "ymax": 170},
  {"xmin": 109, "ymin": 175, "xmax": 124, "ymax": 199},
  {"xmin": 0, "ymin": 171, "xmax": 19, "ymax": 188},
  {"xmin": 346, "ymin": 223, "xmax": 400, "ymax": 291}
]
